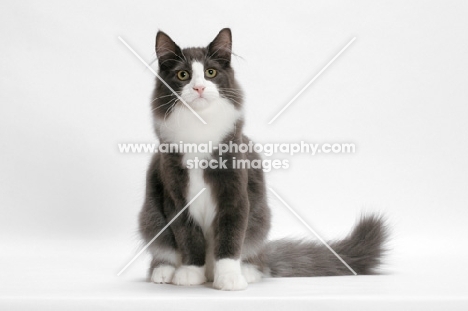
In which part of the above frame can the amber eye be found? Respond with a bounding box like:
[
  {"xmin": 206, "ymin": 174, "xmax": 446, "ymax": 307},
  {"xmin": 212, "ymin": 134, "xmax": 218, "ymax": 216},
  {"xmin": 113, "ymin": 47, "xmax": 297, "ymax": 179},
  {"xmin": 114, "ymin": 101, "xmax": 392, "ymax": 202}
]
[
  {"xmin": 177, "ymin": 70, "xmax": 190, "ymax": 81},
  {"xmin": 205, "ymin": 68, "xmax": 217, "ymax": 78}
]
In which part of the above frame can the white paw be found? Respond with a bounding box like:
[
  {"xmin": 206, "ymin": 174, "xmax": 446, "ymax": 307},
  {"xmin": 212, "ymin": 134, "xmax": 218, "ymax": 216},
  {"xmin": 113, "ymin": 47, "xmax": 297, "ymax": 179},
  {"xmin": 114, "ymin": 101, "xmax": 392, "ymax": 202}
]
[
  {"xmin": 213, "ymin": 258, "xmax": 248, "ymax": 291},
  {"xmin": 241, "ymin": 263, "xmax": 262, "ymax": 283},
  {"xmin": 213, "ymin": 271, "xmax": 248, "ymax": 290},
  {"xmin": 171, "ymin": 265, "xmax": 206, "ymax": 286},
  {"xmin": 151, "ymin": 265, "xmax": 176, "ymax": 284}
]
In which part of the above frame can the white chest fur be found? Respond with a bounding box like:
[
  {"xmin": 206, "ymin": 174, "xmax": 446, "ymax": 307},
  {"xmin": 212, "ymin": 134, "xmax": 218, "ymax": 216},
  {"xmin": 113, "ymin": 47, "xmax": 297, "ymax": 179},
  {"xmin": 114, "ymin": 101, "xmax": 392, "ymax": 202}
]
[
  {"xmin": 157, "ymin": 97, "xmax": 242, "ymax": 146},
  {"xmin": 186, "ymin": 167, "xmax": 216, "ymax": 234},
  {"xmin": 186, "ymin": 166, "xmax": 217, "ymax": 282},
  {"xmin": 186, "ymin": 166, "xmax": 217, "ymax": 281},
  {"xmin": 157, "ymin": 93, "xmax": 241, "ymax": 231}
]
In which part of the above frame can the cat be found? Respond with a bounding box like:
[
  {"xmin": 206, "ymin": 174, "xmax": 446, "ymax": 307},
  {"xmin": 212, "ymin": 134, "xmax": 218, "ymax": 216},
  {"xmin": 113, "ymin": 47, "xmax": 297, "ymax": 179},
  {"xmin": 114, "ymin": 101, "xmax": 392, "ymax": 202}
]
[{"xmin": 138, "ymin": 28, "xmax": 388, "ymax": 291}]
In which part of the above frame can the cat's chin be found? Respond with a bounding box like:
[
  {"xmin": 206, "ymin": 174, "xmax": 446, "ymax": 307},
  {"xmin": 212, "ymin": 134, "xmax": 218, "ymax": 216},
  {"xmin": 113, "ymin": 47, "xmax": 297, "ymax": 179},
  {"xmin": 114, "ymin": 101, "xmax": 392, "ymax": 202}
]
[{"xmin": 189, "ymin": 98, "xmax": 211, "ymax": 111}]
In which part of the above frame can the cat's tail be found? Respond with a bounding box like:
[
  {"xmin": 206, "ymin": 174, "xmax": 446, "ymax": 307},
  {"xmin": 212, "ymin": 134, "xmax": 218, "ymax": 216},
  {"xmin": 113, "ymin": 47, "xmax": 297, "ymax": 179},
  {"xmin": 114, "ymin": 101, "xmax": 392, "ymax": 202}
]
[{"xmin": 259, "ymin": 214, "xmax": 388, "ymax": 277}]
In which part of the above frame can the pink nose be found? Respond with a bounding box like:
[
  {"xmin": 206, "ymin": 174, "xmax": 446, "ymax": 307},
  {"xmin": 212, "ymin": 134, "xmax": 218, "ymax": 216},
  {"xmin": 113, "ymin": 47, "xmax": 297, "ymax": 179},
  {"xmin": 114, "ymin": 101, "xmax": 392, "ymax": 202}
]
[{"xmin": 193, "ymin": 86, "xmax": 205, "ymax": 95}]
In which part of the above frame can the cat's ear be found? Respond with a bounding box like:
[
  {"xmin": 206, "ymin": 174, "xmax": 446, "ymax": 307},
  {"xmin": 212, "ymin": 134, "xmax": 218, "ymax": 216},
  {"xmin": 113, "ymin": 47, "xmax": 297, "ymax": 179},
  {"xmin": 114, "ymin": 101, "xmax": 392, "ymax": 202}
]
[
  {"xmin": 208, "ymin": 28, "xmax": 232, "ymax": 65},
  {"xmin": 155, "ymin": 30, "xmax": 182, "ymax": 68}
]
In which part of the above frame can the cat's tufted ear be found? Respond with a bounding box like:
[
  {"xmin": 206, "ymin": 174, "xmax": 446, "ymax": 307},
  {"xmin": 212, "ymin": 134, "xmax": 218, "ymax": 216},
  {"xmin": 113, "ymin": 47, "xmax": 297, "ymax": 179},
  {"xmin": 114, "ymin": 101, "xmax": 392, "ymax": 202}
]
[
  {"xmin": 155, "ymin": 30, "xmax": 182, "ymax": 68},
  {"xmin": 208, "ymin": 28, "xmax": 232, "ymax": 65}
]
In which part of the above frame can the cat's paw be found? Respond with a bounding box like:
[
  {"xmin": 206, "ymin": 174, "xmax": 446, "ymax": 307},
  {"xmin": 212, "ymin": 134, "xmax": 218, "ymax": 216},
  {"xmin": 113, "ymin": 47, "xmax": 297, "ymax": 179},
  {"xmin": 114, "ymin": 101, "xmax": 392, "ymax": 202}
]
[
  {"xmin": 213, "ymin": 271, "xmax": 248, "ymax": 290},
  {"xmin": 171, "ymin": 265, "xmax": 206, "ymax": 286},
  {"xmin": 241, "ymin": 263, "xmax": 262, "ymax": 283},
  {"xmin": 213, "ymin": 259, "xmax": 248, "ymax": 291},
  {"xmin": 151, "ymin": 265, "xmax": 176, "ymax": 284}
]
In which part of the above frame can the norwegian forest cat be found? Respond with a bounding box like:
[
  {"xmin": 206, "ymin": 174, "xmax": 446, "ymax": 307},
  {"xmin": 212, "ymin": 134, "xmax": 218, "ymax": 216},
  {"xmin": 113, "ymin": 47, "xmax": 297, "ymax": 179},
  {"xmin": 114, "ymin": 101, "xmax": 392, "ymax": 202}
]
[{"xmin": 138, "ymin": 28, "xmax": 387, "ymax": 290}]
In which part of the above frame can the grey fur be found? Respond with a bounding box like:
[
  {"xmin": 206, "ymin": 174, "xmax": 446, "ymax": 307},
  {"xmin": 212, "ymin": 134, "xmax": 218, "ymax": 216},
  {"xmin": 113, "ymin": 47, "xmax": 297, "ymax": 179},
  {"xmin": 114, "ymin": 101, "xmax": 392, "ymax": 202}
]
[
  {"xmin": 252, "ymin": 215, "xmax": 388, "ymax": 277},
  {"xmin": 138, "ymin": 28, "xmax": 389, "ymax": 284}
]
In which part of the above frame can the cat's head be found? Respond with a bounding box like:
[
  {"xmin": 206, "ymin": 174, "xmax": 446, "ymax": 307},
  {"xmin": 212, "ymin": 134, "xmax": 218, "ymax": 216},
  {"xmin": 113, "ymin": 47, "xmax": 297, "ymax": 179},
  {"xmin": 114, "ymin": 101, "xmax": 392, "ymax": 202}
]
[{"xmin": 152, "ymin": 28, "xmax": 243, "ymax": 120}]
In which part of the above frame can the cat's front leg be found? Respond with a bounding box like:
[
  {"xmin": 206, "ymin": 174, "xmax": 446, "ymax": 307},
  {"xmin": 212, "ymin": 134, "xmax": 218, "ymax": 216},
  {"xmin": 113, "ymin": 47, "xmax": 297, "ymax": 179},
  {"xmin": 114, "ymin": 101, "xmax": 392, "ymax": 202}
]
[
  {"xmin": 172, "ymin": 264, "xmax": 206, "ymax": 286},
  {"xmin": 213, "ymin": 258, "xmax": 248, "ymax": 291},
  {"xmin": 212, "ymin": 186, "xmax": 250, "ymax": 290},
  {"xmin": 171, "ymin": 224, "xmax": 207, "ymax": 286},
  {"xmin": 167, "ymin": 200, "xmax": 207, "ymax": 286}
]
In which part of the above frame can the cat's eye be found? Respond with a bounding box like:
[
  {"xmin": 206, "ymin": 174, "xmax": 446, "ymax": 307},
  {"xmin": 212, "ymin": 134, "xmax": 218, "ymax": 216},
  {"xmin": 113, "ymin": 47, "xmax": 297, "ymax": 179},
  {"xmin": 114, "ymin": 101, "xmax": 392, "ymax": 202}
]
[
  {"xmin": 205, "ymin": 68, "xmax": 217, "ymax": 78},
  {"xmin": 177, "ymin": 70, "xmax": 190, "ymax": 81}
]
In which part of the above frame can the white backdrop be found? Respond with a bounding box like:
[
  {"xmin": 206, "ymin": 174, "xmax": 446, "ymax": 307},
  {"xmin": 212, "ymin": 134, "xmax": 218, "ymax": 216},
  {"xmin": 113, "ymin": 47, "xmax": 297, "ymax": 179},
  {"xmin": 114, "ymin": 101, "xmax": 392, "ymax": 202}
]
[{"xmin": 1, "ymin": 0, "xmax": 468, "ymax": 308}]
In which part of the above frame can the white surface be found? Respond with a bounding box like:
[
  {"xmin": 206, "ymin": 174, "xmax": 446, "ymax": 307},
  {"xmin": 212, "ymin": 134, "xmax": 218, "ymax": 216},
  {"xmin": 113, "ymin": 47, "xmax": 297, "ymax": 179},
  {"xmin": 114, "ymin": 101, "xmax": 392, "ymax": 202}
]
[
  {"xmin": 1, "ymin": 0, "xmax": 468, "ymax": 309},
  {"xmin": 1, "ymin": 237, "xmax": 467, "ymax": 310}
]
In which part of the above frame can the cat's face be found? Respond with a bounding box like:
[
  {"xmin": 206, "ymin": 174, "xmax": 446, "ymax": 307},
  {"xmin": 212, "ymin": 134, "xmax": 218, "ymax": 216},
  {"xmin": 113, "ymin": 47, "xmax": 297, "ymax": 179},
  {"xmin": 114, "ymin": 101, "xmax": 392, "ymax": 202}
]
[{"xmin": 152, "ymin": 28, "xmax": 242, "ymax": 120}]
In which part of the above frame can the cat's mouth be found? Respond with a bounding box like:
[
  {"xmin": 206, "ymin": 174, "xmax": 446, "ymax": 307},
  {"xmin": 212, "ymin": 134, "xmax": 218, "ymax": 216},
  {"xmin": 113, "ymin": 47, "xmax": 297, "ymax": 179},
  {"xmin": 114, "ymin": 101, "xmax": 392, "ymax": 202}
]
[{"xmin": 185, "ymin": 97, "xmax": 211, "ymax": 111}]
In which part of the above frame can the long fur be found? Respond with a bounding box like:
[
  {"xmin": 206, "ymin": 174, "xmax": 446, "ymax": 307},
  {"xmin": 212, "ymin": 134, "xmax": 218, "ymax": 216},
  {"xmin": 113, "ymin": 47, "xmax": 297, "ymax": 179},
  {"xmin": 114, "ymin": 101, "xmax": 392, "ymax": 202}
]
[
  {"xmin": 256, "ymin": 215, "xmax": 388, "ymax": 277},
  {"xmin": 139, "ymin": 28, "xmax": 389, "ymax": 290}
]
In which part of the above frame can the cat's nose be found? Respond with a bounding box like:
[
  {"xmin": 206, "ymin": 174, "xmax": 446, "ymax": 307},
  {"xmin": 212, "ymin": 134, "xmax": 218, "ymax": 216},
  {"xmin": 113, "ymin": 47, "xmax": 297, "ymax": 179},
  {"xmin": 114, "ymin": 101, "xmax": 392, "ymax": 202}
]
[{"xmin": 193, "ymin": 86, "xmax": 205, "ymax": 95}]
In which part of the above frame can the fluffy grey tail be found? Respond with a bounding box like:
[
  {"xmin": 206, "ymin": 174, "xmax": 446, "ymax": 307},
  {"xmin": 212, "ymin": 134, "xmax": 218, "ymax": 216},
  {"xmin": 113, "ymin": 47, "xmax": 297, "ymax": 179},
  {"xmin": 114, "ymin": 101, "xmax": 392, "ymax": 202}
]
[{"xmin": 261, "ymin": 215, "xmax": 388, "ymax": 277}]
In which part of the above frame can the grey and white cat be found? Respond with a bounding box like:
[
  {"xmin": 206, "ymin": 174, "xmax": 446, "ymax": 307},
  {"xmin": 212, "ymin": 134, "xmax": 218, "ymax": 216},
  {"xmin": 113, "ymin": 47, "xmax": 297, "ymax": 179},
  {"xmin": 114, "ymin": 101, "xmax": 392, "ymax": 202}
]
[{"xmin": 138, "ymin": 28, "xmax": 388, "ymax": 291}]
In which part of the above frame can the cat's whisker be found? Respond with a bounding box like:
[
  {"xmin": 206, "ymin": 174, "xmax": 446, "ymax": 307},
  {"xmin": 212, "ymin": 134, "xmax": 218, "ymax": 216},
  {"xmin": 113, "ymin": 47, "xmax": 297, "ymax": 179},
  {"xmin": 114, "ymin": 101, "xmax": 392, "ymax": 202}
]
[
  {"xmin": 222, "ymin": 95, "xmax": 244, "ymax": 101},
  {"xmin": 151, "ymin": 94, "xmax": 175, "ymax": 104},
  {"xmin": 220, "ymin": 91, "xmax": 244, "ymax": 97},
  {"xmin": 218, "ymin": 89, "xmax": 244, "ymax": 96},
  {"xmin": 158, "ymin": 56, "xmax": 185, "ymax": 68},
  {"xmin": 152, "ymin": 98, "xmax": 178, "ymax": 112},
  {"xmin": 181, "ymin": 50, "xmax": 188, "ymax": 62},
  {"xmin": 222, "ymin": 96, "xmax": 243, "ymax": 107},
  {"xmin": 207, "ymin": 57, "xmax": 233, "ymax": 64},
  {"xmin": 205, "ymin": 44, "xmax": 233, "ymax": 63},
  {"xmin": 157, "ymin": 47, "xmax": 186, "ymax": 63},
  {"xmin": 218, "ymin": 90, "xmax": 243, "ymax": 94},
  {"xmin": 217, "ymin": 88, "xmax": 242, "ymax": 91},
  {"xmin": 154, "ymin": 94, "xmax": 175, "ymax": 99},
  {"xmin": 217, "ymin": 89, "xmax": 243, "ymax": 93},
  {"xmin": 162, "ymin": 100, "xmax": 178, "ymax": 130},
  {"xmin": 153, "ymin": 98, "xmax": 176, "ymax": 107}
]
